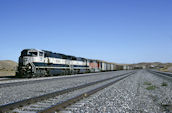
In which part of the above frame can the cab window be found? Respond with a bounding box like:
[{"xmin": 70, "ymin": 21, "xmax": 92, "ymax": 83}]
[
  {"xmin": 28, "ymin": 52, "xmax": 38, "ymax": 57},
  {"xmin": 39, "ymin": 52, "xmax": 43, "ymax": 56}
]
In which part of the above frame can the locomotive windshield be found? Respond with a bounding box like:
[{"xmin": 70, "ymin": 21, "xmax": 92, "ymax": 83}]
[
  {"xmin": 28, "ymin": 52, "xmax": 37, "ymax": 56},
  {"xmin": 21, "ymin": 50, "xmax": 38, "ymax": 57}
]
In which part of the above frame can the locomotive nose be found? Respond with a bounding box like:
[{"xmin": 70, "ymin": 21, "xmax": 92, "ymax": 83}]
[{"xmin": 23, "ymin": 57, "xmax": 29, "ymax": 65}]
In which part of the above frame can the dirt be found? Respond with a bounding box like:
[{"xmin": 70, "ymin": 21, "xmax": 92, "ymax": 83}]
[{"xmin": 0, "ymin": 71, "xmax": 16, "ymax": 76}]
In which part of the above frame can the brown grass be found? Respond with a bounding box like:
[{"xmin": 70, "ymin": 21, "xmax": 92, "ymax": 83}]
[{"xmin": 0, "ymin": 71, "xmax": 16, "ymax": 76}]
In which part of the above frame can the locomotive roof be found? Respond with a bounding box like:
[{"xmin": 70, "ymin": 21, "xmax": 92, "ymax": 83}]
[{"xmin": 22, "ymin": 49, "xmax": 116, "ymax": 64}]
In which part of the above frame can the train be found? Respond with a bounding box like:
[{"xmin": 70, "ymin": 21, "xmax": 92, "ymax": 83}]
[{"xmin": 16, "ymin": 49, "xmax": 123, "ymax": 77}]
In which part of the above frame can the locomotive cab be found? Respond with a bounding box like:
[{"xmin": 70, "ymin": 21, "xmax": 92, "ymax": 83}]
[{"xmin": 19, "ymin": 49, "xmax": 44, "ymax": 66}]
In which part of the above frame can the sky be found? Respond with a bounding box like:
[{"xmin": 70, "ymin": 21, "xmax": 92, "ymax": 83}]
[{"xmin": 0, "ymin": 0, "xmax": 172, "ymax": 64}]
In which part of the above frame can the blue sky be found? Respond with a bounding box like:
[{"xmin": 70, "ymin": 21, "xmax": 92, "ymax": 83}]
[{"xmin": 0, "ymin": 0, "xmax": 172, "ymax": 63}]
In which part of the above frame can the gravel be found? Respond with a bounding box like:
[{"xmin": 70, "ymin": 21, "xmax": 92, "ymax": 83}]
[
  {"xmin": 63, "ymin": 70, "xmax": 172, "ymax": 113},
  {"xmin": 0, "ymin": 70, "xmax": 131, "ymax": 106},
  {"xmin": 12, "ymin": 73, "xmax": 131, "ymax": 113},
  {"xmin": 0, "ymin": 72, "xmax": 108, "ymax": 88},
  {"xmin": 0, "ymin": 72, "xmax": 103, "ymax": 84}
]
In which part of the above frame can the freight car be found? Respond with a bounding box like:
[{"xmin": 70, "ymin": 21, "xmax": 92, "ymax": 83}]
[{"xmin": 16, "ymin": 49, "xmax": 118, "ymax": 77}]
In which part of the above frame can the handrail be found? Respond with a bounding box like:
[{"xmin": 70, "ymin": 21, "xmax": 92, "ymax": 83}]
[{"xmin": 30, "ymin": 62, "xmax": 36, "ymax": 73}]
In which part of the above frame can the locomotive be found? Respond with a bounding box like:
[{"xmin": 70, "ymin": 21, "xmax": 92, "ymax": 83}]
[{"xmin": 16, "ymin": 49, "xmax": 120, "ymax": 77}]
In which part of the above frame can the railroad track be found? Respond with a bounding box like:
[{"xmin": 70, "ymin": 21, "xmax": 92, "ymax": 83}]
[
  {"xmin": 0, "ymin": 76, "xmax": 16, "ymax": 82},
  {"xmin": 0, "ymin": 71, "xmax": 136, "ymax": 113},
  {"xmin": 0, "ymin": 71, "xmax": 111, "ymax": 88},
  {"xmin": 0, "ymin": 78, "xmax": 13, "ymax": 82},
  {"xmin": 148, "ymin": 69, "xmax": 172, "ymax": 78}
]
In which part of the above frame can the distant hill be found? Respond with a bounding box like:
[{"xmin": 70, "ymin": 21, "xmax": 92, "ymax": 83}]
[
  {"xmin": 0, "ymin": 60, "xmax": 18, "ymax": 71},
  {"xmin": 128, "ymin": 62, "xmax": 172, "ymax": 72},
  {"xmin": 158, "ymin": 63, "xmax": 172, "ymax": 72}
]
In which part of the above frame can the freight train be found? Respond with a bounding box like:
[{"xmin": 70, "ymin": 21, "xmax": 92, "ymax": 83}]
[{"xmin": 16, "ymin": 49, "xmax": 123, "ymax": 77}]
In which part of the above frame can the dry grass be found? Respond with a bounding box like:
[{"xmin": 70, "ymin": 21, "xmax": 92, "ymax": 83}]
[
  {"xmin": 0, "ymin": 71, "xmax": 16, "ymax": 76},
  {"xmin": 0, "ymin": 60, "xmax": 17, "ymax": 71},
  {"xmin": 146, "ymin": 85, "xmax": 157, "ymax": 90},
  {"xmin": 0, "ymin": 60, "xmax": 17, "ymax": 76},
  {"xmin": 143, "ymin": 81, "xmax": 152, "ymax": 85}
]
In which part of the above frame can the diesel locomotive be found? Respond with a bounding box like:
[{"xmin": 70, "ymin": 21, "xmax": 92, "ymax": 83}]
[{"xmin": 16, "ymin": 49, "xmax": 120, "ymax": 77}]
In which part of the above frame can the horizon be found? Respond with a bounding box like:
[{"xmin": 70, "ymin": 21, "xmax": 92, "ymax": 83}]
[{"xmin": 0, "ymin": 0, "xmax": 172, "ymax": 63}]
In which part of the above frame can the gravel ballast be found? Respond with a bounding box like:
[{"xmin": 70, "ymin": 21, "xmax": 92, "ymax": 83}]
[
  {"xmin": 12, "ymin": 74, "xmax": 131, "ymax": 113},
  {"xmin": 63, "ymin": 70, "xmax": 172, "ymax": 113},
  {"xmin": 0, "ymin": 70, "xmax": 131, "ymax": 106}
]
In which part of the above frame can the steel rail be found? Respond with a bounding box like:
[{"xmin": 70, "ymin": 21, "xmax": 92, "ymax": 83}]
[
  {"xmin": 39, "ymin": 72, "xmax": 135, "ymax": 113},
  {"xmin": 148, "ymin": 70, "xmax": 172, "ymax": 78},
  {"xmin": 0, "ymin": 78, "xmax": 13, "ymax": 82},
  {"xmin": 0, "ymin": 71, "xmax": 115, "ymax": 88},
  {"xmin": 0, "ymin": 71, "xmax": 135, "ymax": 113},
  {"xmin": 0, "ymin": 76, "xmax": 16, "ymax": 82},
  {"xmin": 0, "ymin": 78, "xmax": 21, "ymax": 82}
]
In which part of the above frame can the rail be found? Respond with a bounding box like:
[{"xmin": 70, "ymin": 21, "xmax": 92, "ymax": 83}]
[
  {"xmin": 0, "ymin": 71, "xmax": 136, "ymax": 113},
  {"xmin": 39, "ymin": 73, "xmax": 133, "ymax": 113},
  {"xmin": 148, "ymin": 69, "xmax": 172, "ymax": 78}
]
